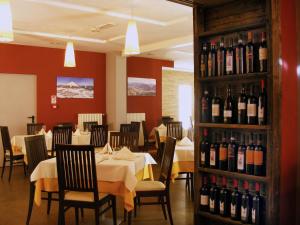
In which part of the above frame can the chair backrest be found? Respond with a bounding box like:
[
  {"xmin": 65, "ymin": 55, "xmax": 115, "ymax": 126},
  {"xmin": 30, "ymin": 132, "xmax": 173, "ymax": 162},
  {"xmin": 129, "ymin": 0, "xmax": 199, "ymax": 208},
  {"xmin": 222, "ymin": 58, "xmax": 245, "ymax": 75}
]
[
  {"xmin": 109, "ymin": 132, "xmax": 122, "ymax": 150},
  {"xmin": 120, "ymin": 124, "xmax": 132, "ymax": 133},
  {"xmin": 56, "ymin": 122, "xmax": 74, "ymax": 130},
  {"xmin": 154, "ymin": 130, "xmax": 161, "ymax": 150},
  {"xmin": 0, "ymin": 126, "xmax": 13, "ymax": 157},
  {"xmin": 51, "ymin": 126, "xmax": 72, "ymax": 157},
  {"xmin": 83, "ymin": 121, "xmax": 98, "ymax": 132},
  {"xmin": 121, "ymin": 132, "xmax": 139, "ymax": 152},
  {"xmin": 166, "ymin": 121, "xmax": 182, "ymax": 140},
  {"xmin": 141, "ymin": 121, "xmax": 148, "ymax": 141},
  {"xmin": 161, "ymin": 116, "xmax": 174, "ymax": 126},
  {"xmin": 130, "ymin": 122, "xmax": 140, "ymax": 133},
  {"xmin": 159, "ymin": 137, "xmax": 176, "ymax": 188},
  {"xmin": 90, "ymin": 125, "xmax": 108, "ymax": 147},
  {"xmin": 24, "ymin": 135, "xmax": 48, "ymax": 175},
  {"xmin": 56, "ymin": 144, "xmax": 99, "ymax": 201},
  {"xmin": 27, "ymin": 123, "xmax": 44, "ymax": 135}
]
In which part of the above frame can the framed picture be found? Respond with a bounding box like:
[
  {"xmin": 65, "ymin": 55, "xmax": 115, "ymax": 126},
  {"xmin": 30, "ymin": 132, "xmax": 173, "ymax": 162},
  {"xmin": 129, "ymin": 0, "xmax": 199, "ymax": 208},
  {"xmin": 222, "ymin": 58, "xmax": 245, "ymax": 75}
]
[
  {"xmin": 57, "ymin": 76, "xmax": 94, "ymax": 99},
  {"xmin": 127, "ymin": 77, "xmax": 156, "ymax": 96}
]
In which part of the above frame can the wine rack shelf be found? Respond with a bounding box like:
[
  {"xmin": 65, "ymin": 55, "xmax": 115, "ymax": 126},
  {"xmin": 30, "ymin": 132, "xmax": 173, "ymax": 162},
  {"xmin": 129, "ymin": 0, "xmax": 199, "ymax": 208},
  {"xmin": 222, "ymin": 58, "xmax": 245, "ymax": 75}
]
[
  {"xmin": 198, "ymin": 211, "xmax": 251, "ymax": 225},
  {"xmin": 198, "ymin": 72, "xmax": 269, "ymax": 82},
  {"xmin": 196, "ymin": 123, "xmax": 270, "ymax": 130},
  {"xmin": 198, "ymin": 167, "xmax": 268, "ymax": 183}
]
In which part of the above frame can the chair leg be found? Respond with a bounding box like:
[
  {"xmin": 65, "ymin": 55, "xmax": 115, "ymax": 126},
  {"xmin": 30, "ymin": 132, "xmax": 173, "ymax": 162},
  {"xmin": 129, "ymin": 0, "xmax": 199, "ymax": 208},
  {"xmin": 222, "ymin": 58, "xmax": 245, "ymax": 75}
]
[
  {"xmin": 112, "ymin": 196, "xmax": 117, "ymax": 225},
  {"xmin": 166, "ymin": 193, "xmax": 174, "ymax": 225},
  {"xmin": 8, "ymin": 161, "xmax": 13, "ymax": 182},
  {"xmin": 1, "ymin": 157, "xmax": 6, "ymax": 178},
  {"xmin": 160, "ymin": 196, "xmax": 167, "ymax": 220},
  {"xmin": 47, "ymin": 192, "xmax": 52, "ymax": 214},
  {"xmin": 58, "ymin": 203, "xmax": 65, "ymax": 225},
  {"xmin": 26, "ymin": 182, "xmax": 35, "ymax": 225},
  {"xmin": 80, "ymin": 208, "xmax": 84, "ymax": 218},
  {"xmin": 95, "ymin": 207, "xmax": 100, "ymax": 225},
  {"xmin": 191, "ymin": 173, "xmax": 194, "ymax": 201},
  {"xmin": 75, "ymin": 207, "xmax": 79, "ymax": 225},
  {"xmin": 185, "ymin": 173, "xmax": 190, "ymax": 194},
  {"xmin": 134, "ymin": 197, "xmax": 137, "ymax": 217},
  {"xmin": 127, "ymin": 210, "xmax": 132, "ymax": 225},
  {"xmin": 23, "ymin": 161, "xmax": 27, "ymax": 177},
  {"xmin": 123, "ymin": 209, "xmax": 127, "ymax": 222}
]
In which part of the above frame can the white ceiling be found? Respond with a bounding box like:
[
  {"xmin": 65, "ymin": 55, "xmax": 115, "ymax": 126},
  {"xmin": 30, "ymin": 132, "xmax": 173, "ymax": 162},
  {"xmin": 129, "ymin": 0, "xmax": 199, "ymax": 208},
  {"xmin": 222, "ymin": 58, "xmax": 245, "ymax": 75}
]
[{"xmin": 9, "ymin": 0, "xmax": 194, "ymax": 71}]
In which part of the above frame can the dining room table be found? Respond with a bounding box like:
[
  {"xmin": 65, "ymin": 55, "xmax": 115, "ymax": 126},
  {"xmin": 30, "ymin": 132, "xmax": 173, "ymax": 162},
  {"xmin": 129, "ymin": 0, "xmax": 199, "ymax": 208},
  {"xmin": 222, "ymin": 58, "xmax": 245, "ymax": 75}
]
[{"xmin": 30, "ymin": 150, "xmax": 156, "ymax": 212}]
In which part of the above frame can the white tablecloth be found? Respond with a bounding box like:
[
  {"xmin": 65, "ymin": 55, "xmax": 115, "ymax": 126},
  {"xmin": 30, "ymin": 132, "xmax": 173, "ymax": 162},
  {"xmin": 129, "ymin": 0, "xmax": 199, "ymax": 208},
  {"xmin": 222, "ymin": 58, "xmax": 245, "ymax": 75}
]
[
  {"xmin": 174, "ymin": 143, "xmax": 194, "ymax": 163},
  {"xmin": 30, "ymin": 152, "xmax": 156, "ymax": 192}
]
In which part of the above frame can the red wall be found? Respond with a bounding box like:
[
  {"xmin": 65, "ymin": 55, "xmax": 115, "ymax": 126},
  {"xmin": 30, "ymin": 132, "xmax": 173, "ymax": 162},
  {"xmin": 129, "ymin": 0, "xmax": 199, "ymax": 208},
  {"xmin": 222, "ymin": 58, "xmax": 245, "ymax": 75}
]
[
  {"xmin": 127, "ymin": 57, "xmax": 173, "ymax": 131},
  {"xmin": 280, "ymin": 0, "xmax": 298, "ymax": 224},
  {"xmin": 0, "ymin": 44, "xmax": 106, "ymax": 129}
]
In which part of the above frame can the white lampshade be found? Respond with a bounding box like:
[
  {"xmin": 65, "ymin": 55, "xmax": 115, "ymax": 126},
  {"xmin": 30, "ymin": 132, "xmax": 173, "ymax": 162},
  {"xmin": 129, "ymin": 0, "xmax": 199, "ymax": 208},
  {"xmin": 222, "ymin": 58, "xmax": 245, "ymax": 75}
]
[
  {"xmin": 124, "ymin": 20, "xmax": 140, "ymax": 55},
  {"xmin": 0, "ymin": 0, "xmax": 14, "ymax": 42},
  {"xmin": 64, "ymin": 41, "xmax": 76, "ymax": 67}
]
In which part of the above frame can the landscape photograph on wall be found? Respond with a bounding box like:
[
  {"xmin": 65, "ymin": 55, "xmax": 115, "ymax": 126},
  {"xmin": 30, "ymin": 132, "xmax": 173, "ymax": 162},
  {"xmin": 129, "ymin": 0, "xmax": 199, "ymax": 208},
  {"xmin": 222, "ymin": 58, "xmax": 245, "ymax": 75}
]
[
  {"xmin": 127, "ymin": 77, "xmax": 156, "ymax": 96},
  {"xmin": 57, "ymin": 76, "xmax": 94, "ymax": 99}
]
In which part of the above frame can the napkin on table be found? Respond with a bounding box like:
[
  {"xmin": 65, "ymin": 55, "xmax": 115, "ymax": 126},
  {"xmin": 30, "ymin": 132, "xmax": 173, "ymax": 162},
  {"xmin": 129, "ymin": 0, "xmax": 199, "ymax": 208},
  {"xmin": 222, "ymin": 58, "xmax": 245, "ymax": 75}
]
[
  {"xmin": 37, "ymin": 128, "xmax": 46, "ymax": 135},
  {"xmin": 178, "ymin": 137, "xmax": 193, "ymax": 146},
  {"xmin": 112, "ymin": 147, "xmax": 136, "ymax": 161},
  {"xmin": 46, "ymin": 130, "xmax": 52, "ymax": 138},
  {"xmin": 99, "ymin": 143, "xmax": 113, "ymax": 154},
  {"xmin": 157, "ymin": 124, "xmax": 166, "ymax": 130},
  {"xmin": 73, "ymin": 128, "xmax": 81, "ymax": 136}
]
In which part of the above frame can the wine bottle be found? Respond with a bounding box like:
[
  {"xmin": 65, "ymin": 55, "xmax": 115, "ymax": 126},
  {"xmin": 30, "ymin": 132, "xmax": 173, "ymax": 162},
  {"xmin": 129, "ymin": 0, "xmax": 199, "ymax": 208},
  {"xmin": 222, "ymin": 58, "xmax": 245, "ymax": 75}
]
[
  {"xmin": 211, "ymin": 88, "xmax": 223, "ymax": 123},
  {"xmin": 254, "ymin": 134, "xmax": 265, "ymax": 176},
  {"xmin": 231, "ymin": 179, "xmax": 241, "ymax": 220},
  {"xmin": 201, "ymin": 89, "xmax": 211, "ymax": 122},
  {"xmin": 237, "ymin": 134, "xmax": 247, "ymax": 173},
  {"xmin": 246, "ymin": 133, "xmax": 255, "ymax": 175},
  {"xmin": 210, "ymin": 133, "xmax": 219, "ymax": 169},
  {"xmin": 259, "ymin": 32, "xmax": 267, "ymax": 72},
  {"xmin": 228, "ymin": 134, "xmax": 238, "ymax": 172},
  {"xmin": 208, "ymin": 41, "xmax": 217, "ymax": 77},
  {"xmin": 226, "ymin": 38, "xmax": 234, "ymax": 75},
  {"xmin": 246, "ymin": 31, "xmax": 254, "ymax": 73},
  {"xmin": 224, "ymin": 85, "xmax": 234, "ymax": 124},
  {"xmin": 219, "ymin": 177, "xmax": 230, "ymax": 217},
  {"xmin": 217, "ymin": 37, "xmax": 226, "ymax": 76},
  {"xmin": 238, "ymin": 85, "xmax": 248, "ymax": 124},
  {"xmin": 218, "ymin": 132, "xmax": 228, "ymax": 170},
  {"xmin": 236, "ymin": 34, "xmax": 245, "ymax": 74},
  {"xmin": 247, "ymin": 85, "xmax": 258, "ymax": 124},
  {"xmin": 241, "ymin": 181, "xmax": 252, "ymax": 223},
  {"xmin": 200, "ymin": 128, "xmax": 210, "ymax": 167},
  {"xmin": 200, "ymin": 176, "xmax": 210, "ymax": 211},
  {"xmin": 258, "ymin": 80, "xmax": 267, "ymax": 125},
  {"xmin": 252, "ymin": 183, "xmax": 263, "ymax": 225},
  {"xmin": 200, "ymin": 43, "xmax": 208, "ymax": 77},
  {"xmin": 209, "ymin": 176, "xmax": 219, "ymax": 214}
]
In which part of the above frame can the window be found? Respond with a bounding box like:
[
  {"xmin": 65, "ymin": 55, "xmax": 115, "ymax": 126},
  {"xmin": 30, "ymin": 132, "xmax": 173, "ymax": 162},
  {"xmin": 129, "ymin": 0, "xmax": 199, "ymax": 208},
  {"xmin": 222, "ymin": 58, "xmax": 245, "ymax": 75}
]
[{"xmin": 178, "ymin": 84, "xmax": 192, "ymax": 129}]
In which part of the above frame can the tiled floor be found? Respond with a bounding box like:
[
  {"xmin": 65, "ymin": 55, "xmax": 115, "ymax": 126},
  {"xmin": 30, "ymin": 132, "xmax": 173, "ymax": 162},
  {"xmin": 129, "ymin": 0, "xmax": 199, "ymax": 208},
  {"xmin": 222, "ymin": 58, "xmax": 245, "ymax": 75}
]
[{"xmin": 0, "ymin": 165, "xmax": 193, "ymax": 225}]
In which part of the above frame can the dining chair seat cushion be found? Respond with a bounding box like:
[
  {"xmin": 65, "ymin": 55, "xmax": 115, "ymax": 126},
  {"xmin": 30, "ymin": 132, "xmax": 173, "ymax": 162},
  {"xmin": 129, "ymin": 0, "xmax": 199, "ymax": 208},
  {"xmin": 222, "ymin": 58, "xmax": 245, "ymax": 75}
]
[
  {"xmin": 64, "ymin": 191, "xmax": 108, "ymax": 202},
  {"xmin": 135, "ymin": 181, "xmax": 166, "ymax": 192}
]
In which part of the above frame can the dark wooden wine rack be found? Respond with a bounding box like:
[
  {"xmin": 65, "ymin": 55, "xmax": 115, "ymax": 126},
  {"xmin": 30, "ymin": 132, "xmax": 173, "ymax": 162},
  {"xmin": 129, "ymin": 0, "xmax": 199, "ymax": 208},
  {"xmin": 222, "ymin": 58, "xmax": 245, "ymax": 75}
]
[{"xmin": 169, "ymin": 0, "xmax": 280, "ymax": 224}]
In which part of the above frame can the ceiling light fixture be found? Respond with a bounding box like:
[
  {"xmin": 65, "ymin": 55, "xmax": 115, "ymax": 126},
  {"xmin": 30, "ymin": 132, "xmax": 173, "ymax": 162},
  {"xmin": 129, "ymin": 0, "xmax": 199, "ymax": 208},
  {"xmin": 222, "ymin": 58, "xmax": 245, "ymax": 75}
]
[
  {"xmin": 0, "ymin": 0, "xmax": 14, "ymax": 42},
  {"xmin": 64, "ymin": 41, "xmax": 76, "ymax": 67},
  {"xmin": 124, "ymin": 20, "xmax": 140, "ymax": 55}
]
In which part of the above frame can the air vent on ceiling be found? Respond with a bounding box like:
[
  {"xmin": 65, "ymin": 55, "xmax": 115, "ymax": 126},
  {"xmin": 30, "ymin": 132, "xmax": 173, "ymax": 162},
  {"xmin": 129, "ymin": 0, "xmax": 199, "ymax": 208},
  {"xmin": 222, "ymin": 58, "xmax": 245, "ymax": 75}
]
[{"xmin": 91, "ymin": 23, "xmax": 116, "ymax": 32}]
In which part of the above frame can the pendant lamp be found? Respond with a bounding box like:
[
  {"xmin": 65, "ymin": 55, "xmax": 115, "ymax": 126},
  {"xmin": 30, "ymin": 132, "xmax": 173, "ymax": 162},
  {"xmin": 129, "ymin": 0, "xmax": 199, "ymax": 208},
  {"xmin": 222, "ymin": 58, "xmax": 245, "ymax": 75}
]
[
  {"xmin": 64, "ymin": 41, "xmax": 76, "ymax": 67},
  {"xmin": 0, "ymin": 0, "xmax": 14, "ymax": 42},
  {"xmin": 124, "ymin": 20, "xmax": 140, "ymax": 55}
]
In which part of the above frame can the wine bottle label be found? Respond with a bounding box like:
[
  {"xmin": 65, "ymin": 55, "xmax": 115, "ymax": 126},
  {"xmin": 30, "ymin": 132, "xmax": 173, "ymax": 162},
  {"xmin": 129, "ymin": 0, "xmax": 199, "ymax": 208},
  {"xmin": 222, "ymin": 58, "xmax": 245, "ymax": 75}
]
[
  {"xmin": 258, "ymin": 107, "xmax": 264, "ymax": 119},
  {"xmin": 246, "ymin": 149, "xmax": 254, "ymax": 164},
  {"xmin": 226, "ymin": 55, "xmax": 233, "ymax": 72},
  {"xmin": 231, "ymin": 203, "xmax": 236, "ymax": 216},
  {"xmin": 210, "ymin": 150, "xmax": 216, "ymax": 166},
  {"xmin": 254, "ymin": 151, "xmax": 263, "ymax": 165},
  {"xmin": 219, "ymin": 147, "xmax": 228, "ymax": 160},
  {"xmin": 224, "ymin": 110, "xmax": 232, "ymax": 118},
  {"xmin": 259, "ymin": 47, "xmax": 268, "ymax": 60},
  {"xmin": 212, "ymin": 104, "xmax": 220, "ymax": 116},
  {"xmin": 252, "ymin": 208, "xmax": 256, "ymax": 223},
  {"xmin": 201, "ymin": 152, "xmax": 205, "ymax": 163},
  {"xmin": 241, "ymin": 206, "xmax": 247, "ymax": 220},
  {"xmin": 201, "ymin": 63, "xmax": 206, "ymax": 72},
  {"xmin": 247, "ymin": 48, "xmax": 253, "ymax": 59},
  {"xmin": 208, "ymin": 57, "xmax": 212, "ymax": 75},
  {"xmin": 238, "ymin": 152, "xmax": 245, "ymax": 170},
  {"xmin": 200, "ymin": 195, "xmax": 209, "ymax": 205},
  {"xmin": 238, "ymin": 102, "xmax": 246, "ymax": 110},
  {"xmin": 247, "ymin": 104, "xmax": 257, "ymax": 117},
  {"xmin": 220, "ymin": 202, "xmax": 224, "ymax": 213},
  {"xmin": 210, "ymin": 199, "xmax": 215, "ymax": 209},
  {"xmin": 202, "ymin": 99, "xmax": 208, "ymax": 110}
]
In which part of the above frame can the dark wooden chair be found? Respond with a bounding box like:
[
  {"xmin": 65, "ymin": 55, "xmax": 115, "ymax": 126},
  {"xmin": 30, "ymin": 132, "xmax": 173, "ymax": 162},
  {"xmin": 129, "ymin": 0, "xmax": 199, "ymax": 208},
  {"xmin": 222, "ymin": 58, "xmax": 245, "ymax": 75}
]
[
  {"xmin": 56, "ymin": 144, "xmax": 117, "ymax": 225},
  {"xmin": 120, "ymin": 124, "xmax": 132, "ymax": 133},
  {"xmin": 130, "ymin": 122, "xmax": 140, "ymax": 133},
  {"xmin": 24, "ymin": 135, "xmax": 58, "ymax": 225},
  {"xmin": 27, "ymin": 123, "xmax": 44, "ymax": 135},
  {"xmin": 109, "ymin": 132, "xmax": 122, "ymax": 150},
  {"xmin": 155, "ymin": 130, "xmax": 164, "ymax": 163},
  {"xmin": 51, "ymin": 126, "xmax": 72, "ymax": 157},
  {"xmin": 83, "ymin": 121, "xmax": 98, "ymax": 132},
  {"xmin": 142, "ymin": 121, "xmax": 155, "ymax": 152},
  {"xmin": 56, "ymin": 122, "xmax": 74, "ymax": 130},
  {"xmin": 0, "ymin": 126, "xmax": 26, "ymax": 182},
  {"xmin": 166, "ymin": 121, "xmax": 183, "ymax": 140},
  {"xmin": 121, "ymin": 132, "xmax": 139, "ymax": 152},
  {"xmin": 161, "ymin": 116, "xmax": 174, "ymax": 126},
  {"xmin": 126, "ymin": 137, "xmax": 176, "ymax": 225},
  {"xmin": 90, "ymin": 125, "xmax": 108, "ymax": 147}
]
